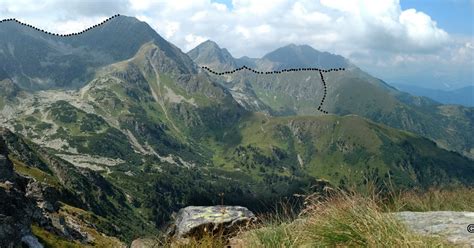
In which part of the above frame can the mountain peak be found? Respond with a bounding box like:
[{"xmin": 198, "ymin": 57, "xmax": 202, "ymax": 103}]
[
  {"xmin": 262, "ymin": 44, "xmax": 349, "ymax": 69},
  {"xmin": 281, "ymin": 43, "xmax": 313, "ymax": 50},
  {"xmin": 199, "ymin": 39, "xmax": 221, "ymax": 49},
  {"xmin": 0, "ymin": 14, "xmax": 143, "ymax": 37},
  {"xmin": 187, "ymin": 40, "xmax": 237, "ymax": 70},
  {"xmin": 187, "ymin": 41, "xmax": 350, "ymax": 71},
  {"xmin": 110, "ymin": 14, "xmax": 141, "ymax": 23}
]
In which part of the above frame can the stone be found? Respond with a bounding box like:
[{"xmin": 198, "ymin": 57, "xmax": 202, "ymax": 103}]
[
  {"xmin": 130, "ymin": 238, "xmax": 159, "ymax": 248},
  {"xmin": 25, "ymin": 181, "xmax": 59, "ymax": 212},
  {"xmin": 394, "ymin": 211, "xmax": 474, "ymax": 247},
  {"xmin": 169, "ymin": 206, "xmax": 256, "ymax": 239},
  {"xmin": 21, "ymin": 235, "xmax": 44, "ymax": 248},
  {"xmin": 0, "ymin": 186, "xmax": 36, "ymax": 247}
]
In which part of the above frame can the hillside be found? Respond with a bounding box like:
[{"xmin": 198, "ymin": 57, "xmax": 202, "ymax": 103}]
[
  {"xmin": 0, "ymin": 15, "xmax": 473, "ymax": 246},
  {"xmin": 188, "ymin": 41, "xmax": 474, "ymax": 159},
  {"xmin": 211, "ymin": 113, "xmax": 474, "ymax": 190}
]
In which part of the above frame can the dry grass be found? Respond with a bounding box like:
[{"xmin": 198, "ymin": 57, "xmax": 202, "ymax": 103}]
[
  {"xmin": 238, "ymin": 187, "xmax": 465, "ymax": 248},
  {"xmin": 387, "ymin": 187, "xmax": 474, "ymax": 212},
  {"xmin": 163, "ymin": 186, "xmax": 472, "ymax": 247}
]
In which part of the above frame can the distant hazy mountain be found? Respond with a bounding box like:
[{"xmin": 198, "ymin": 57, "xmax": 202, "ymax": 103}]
[
  {"xmin": 188, "ymin": 40, "xmax": 474, "ymax": 159},
  {"xmin": 260, "ymin": 44, "xmax": 349, "ymax": 70},
  {"xmin": 393, "ymin": 84, "xmax": 474, "ymax": 107}
]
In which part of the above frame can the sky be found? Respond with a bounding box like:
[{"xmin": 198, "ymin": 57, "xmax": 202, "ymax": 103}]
[{"xmin": 0, "ymin": 0, "xmax": 473, "ymax": 89}]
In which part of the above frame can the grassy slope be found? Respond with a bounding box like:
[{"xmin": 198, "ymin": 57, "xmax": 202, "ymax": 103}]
[
  {"xmin": 212, "ymin": 66, "xmax": 473, "ymax": 158},
  {"xmin": 210, "ymin": 113, "xmax": 474, "ymax": 190},
  {"xmin": 32, "ymin": 203, "xmax": 126, "ymax": 248}
]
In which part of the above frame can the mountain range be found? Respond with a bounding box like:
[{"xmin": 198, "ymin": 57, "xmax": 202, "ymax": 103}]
[
  {"xmin": 0, "ymin": 15, "xmax": 473, "ymax": 246},
  {"xmin": 393, "ymin": 84, "xmax": 474, "ymax": 107},
  {"xmin": 188, "ymin": 40, "xmax": 473, "ymax": 159}
]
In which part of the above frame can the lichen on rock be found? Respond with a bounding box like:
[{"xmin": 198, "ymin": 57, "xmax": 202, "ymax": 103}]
[{"xmin": 169, "ymin": 205, "xmax": 256, "ymax": 239}]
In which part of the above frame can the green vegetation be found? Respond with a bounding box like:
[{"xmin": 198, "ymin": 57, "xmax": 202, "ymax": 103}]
[
  {"xmin": 72, "ymin": 127, "xmax": 137, "ymax": 159},
  {"xmin": 49, "ymin": 100, "xmax": 79, "ymax": 123},
  {"xmin": 208, "ymin": 113, "xmax": 474, "ymax": 193},
  {"xmin": 32, "ymin": 221, "xmax": 124, "ymax": 248},
  {"xmin": 49, "ymin": 100, "xmax": 108, "ymax": 135},
  {"xmin": 80, "ymin": 113, "xmax": 108, "ymax": 132},
  {"xmin": 387, "ymin": 187, "xmax": 474, "ymax": 212},
  {"xmin": 10, "ymin": 157, "xmax": 60, "ymax": 187},
  {"xmin": 139, "ymin": 163, "xmax": 312, "ymax": 226},
  {"xmin": 241, "ymin": 190, "xmax": 453, "ymax": 248},
  {"xmin": 32, "ymin": 224, "xmax": 84, "ymax": 248}
]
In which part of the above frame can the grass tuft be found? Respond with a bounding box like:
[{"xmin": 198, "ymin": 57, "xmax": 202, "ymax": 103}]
[
  {"xmin": 239, "ymin": 187, "xmax": 461, "ymax": 248},
  {"xmin": 162, "ymin": 185, "xmax": 471, "ymax": 247},
  {"xmin": 387, "ymin": 187, "xmax": 474, "ymax": 212}
]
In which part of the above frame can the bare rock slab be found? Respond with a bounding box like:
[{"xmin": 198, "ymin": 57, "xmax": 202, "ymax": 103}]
[
  {"xmin": 394, "ymin": 211, "xmax": 474, "ymax": 247},
  {"xmin": 170, "ymin": 206, "xmax": 256, "ymax": 239}
]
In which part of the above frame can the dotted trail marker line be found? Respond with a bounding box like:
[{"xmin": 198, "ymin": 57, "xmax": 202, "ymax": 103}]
[
  {"xmin": 0, "ymin": 14, "xmax": 121, "ymax": 37},
  {"xmin": 202, "ymin": 65, "xmax": 345, "ymax": 114}
]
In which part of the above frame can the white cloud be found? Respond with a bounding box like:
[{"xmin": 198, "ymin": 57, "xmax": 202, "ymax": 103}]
[
  {"xmin": 399, "ymin": 9, "xmax": 449, "ymax": 49},
  {"xmin": 0, "ymin": 0, "xmax": 471, "ymax": 88},
  {"xmin": 184, "ymin": 34, "xmax": 208, "ymax": 51},
  {"xmin": 54, "ymin": 16, "xmax": 109, "ymax": 34},
  {"xmin": 130, "ymin": 0, "xmax": 151, "ymax": 11}
]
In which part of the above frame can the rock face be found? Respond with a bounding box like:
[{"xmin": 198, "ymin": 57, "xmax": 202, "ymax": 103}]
[
  {"xmin": 0, "ymin": 127, "xmax": 124, "ymax": 246},
  {"xmin": 394, "ymin": 211, "xmax": 474, "ymax": 246},
  {"xmin": 0, "ymin": 154, "xmax": 14, "ymax": 181},
  {"xmin": 0, "ymin": 129, "xmax": 14, "ymax": 181},
  {"xmin": 0, "ymin": 129, "xmax": 39, "ymax": 247},
  {"xmin": 170, "ymin": 206, "xmax": 256, "ymax": 239},
  {"xmin": 20, "ymin": 235, "xmax": 44, "ymax": 248}
]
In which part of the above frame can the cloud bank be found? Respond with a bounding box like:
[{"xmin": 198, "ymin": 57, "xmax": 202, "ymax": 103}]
[{"xmin": 1, "ymin": 0, "xmax": 472, "ymax": 88}]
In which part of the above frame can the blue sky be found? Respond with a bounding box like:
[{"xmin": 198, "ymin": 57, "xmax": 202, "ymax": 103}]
[{"xmin": 400, "ymin": 0, "xmax": 473, "ymax": 35}]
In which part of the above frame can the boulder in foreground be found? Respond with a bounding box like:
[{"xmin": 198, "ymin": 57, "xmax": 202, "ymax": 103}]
[
  {"xmin": 169, "ymin": 206, "xmax": 256, "ymax": 239},
  {"xmin": 394, "ymin": 211, "xmax": 474, "ymax": 246}
]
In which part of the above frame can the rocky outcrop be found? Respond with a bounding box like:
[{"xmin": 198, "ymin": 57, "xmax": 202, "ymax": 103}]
[
  {"xmin": 0, "ymin": 128, "xmax": 39, "ymax": 247},
  {"xmin": 0, "ymin": 127, "xmax": 49, "ymax": 171},
  {"xmin": 20, "ymin": 235, "xmax": 43, "ymax": 248},
  {"xmin": 169, "ymin": 205, "xmax": 256, "ymax": 239},
  {"xmin": 0, "ymin": 129, "xmax": 14, "ymax": 181},
  {"xmin": 0, "ymin": 184, "xmax": 39, "ymax": 247},
  {"xmin": 0, "ymin": 127, "xmax": 115, "ymax": 246},
  {"xmin": 26, "ymin": 181, "xmax": 60, "ymax": 213},
  {"xmin": 130, "ymin": 238, "xmax": 159, "ymax": 248},
  {"xmin": 0, "ymin": 154, "xmax": 14, "ymax": 181},
  {"xmin": 394, "ymin": 211, "xmax": 474, "ymax": 246}
]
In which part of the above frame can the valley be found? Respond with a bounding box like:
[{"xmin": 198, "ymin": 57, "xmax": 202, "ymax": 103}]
[{"xmin": 0, "ymin": 14, "xmax": 472, "ymax": 247}]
